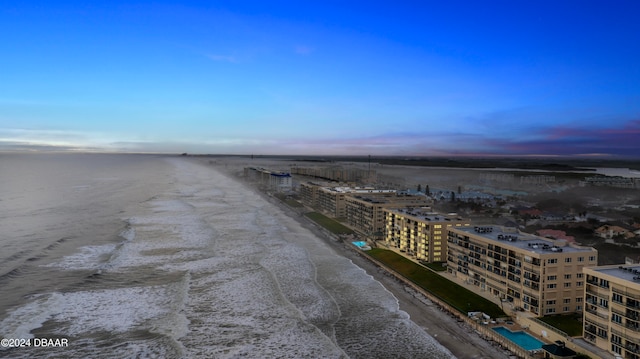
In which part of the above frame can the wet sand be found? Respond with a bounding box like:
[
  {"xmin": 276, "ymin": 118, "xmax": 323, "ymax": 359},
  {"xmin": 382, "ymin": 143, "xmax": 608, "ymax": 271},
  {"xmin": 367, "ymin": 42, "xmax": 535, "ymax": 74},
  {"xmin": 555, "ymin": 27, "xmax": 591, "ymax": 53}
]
[
  {"xmin": 262, "ymin": 189, "xmax": 511, "ymax": 359},
  {"xmin": 205, "ymin": 157, "xmax": 511, "ymax": 358}
]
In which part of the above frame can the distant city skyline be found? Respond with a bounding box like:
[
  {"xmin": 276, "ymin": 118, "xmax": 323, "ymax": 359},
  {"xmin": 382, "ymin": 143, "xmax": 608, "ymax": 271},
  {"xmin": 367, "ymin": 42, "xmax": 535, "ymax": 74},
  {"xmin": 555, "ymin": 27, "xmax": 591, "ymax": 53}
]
[{"xmin": 1, "ymin": 1, "xmax": 639, "ymax": 157}]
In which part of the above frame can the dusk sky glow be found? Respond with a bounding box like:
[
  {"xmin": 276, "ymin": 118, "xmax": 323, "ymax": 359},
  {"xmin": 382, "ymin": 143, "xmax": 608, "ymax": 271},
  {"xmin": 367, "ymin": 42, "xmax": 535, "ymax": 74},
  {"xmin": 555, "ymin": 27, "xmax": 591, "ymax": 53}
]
[{"xmin": 1, "ymin": 1, "xmax": 639, "ymax": 157}]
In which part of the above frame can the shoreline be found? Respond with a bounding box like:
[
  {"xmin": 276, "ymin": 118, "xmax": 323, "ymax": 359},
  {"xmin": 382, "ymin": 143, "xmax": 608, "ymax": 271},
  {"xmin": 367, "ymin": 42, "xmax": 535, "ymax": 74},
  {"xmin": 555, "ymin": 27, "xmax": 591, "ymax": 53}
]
[{"xmin": 250, "ymin": 181, "xmax": 511, "ymax": 358}]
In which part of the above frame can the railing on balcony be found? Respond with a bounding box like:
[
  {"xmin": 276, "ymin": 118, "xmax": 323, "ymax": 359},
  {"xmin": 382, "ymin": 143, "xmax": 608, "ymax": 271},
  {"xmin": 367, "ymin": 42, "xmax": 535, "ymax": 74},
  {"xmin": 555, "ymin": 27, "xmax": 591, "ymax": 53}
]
[
  {"xmin": 613, "ymin": 287, "xmax": 640, "ymax": 301},
  {"xmin": 585, "ymin": 306, "xmax": 609, "ymax": 320}
]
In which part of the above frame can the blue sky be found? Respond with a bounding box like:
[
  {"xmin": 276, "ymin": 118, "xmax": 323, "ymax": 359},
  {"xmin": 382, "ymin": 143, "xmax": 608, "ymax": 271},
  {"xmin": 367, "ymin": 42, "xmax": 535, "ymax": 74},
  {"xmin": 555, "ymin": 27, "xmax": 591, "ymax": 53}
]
[{"xmin": 1, "ymin": 1, "xmax": 639, "ymax": 157}]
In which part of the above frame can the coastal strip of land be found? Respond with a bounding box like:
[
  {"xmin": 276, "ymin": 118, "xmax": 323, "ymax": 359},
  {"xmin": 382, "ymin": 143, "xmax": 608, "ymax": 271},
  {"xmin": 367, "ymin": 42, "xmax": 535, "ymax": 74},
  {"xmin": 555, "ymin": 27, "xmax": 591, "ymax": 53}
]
[{"xmin": 251, "ymin": 178, "xmax": 511, "ymax": 358}]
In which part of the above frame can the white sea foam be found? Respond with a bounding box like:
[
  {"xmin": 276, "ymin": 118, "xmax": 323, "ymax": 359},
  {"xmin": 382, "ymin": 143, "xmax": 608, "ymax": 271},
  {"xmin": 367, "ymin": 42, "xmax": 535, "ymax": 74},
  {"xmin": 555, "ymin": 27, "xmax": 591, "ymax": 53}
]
[
  {"xmin": 0, "ymin": 293, "xmax": 65, "ymax": 340},
  {"xmin": 6, "ymin": 157, "xmax": 456, "ymax": 358},
  {"xmin": 0, "ymin": 279, "xmax": 189, "ymax": 339},
  {"xmin": 42, "ymin": 244, "xmax": 117, "ymax": 271}
]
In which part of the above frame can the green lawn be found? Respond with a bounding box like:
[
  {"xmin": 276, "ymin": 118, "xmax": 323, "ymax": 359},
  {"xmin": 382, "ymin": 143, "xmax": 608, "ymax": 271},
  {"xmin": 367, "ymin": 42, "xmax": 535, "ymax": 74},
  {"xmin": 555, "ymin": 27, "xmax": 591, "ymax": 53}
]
[
  {"xmin": 367, "ymin": 248, "xmax": 505, "ymax": 318},
  {"xmin": 284, "ymin": 199, "xmax": 303, "ymax": 207},
  {"xmin": 538, "ymin": 313, "xmax": 583, "ymax": 337},
  {"xmin": 423, "ymin": 262, "xmax": 447, "ymax": 272},
  {"xmin": 304, "ymin": 212, "xmax": 355, "ymax": 235}
]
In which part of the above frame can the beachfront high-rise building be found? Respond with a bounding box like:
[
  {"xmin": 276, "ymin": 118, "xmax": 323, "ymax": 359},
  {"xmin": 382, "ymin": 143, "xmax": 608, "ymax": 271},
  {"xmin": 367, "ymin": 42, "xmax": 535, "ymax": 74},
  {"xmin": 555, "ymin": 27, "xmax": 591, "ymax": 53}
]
[
  {"xmin": 583, "ymin": 265, "xmax": 640, "ymax": 358},
  {"xmin": 447, "ymin": 225, "xmax": 597, "ymax": 316},
  {"xmin": 384, "ymin": 208, "xmax": 470, "ymax": 263},
  {"xmin": 299, "ymin": 182, "xmax": 323, "ymax": 208},
  {"xmin": 291, "ymin": 165, "xmax": 376, "ymax": 184},
  {"xmin": 316, "ymin": 187, "xmax": 397, "ymax": 218},
  {"xmin": 345, "ymin": 195, "xmax": 430, "ymax": 240},
  {"xmin": 244, "ymin": 167, "xmax": 292, "ymax": 192}
]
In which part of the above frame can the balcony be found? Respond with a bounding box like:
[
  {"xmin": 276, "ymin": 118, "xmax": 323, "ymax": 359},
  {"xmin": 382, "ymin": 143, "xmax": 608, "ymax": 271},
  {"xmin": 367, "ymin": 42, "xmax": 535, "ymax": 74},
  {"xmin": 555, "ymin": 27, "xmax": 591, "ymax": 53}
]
[
  {"xmin": 586, "ymin": 306, "xmax": 609, "ymax": 320},
  {"xmin": 626, "ymin": 322, "xmax": 640, "ymax": 332}
]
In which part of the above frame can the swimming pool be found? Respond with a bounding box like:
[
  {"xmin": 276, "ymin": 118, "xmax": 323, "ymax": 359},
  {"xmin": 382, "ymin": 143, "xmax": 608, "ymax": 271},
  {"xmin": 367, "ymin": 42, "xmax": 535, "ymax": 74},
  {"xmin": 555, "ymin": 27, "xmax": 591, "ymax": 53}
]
[
  {"xmin": 351, "ymin": 241, "xmax": 371, "ymax": 250},
  {"xmin": 492, "ymin": 326, "xmax": 544, "ymax": 351}
]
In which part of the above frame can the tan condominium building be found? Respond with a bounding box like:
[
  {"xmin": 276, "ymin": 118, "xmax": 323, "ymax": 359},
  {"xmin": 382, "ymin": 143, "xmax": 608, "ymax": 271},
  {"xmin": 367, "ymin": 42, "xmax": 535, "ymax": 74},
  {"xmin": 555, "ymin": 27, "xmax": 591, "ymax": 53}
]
[
  {"xmin": 447, "ymin": 225, "xmax": 597, "ymax": 316},
  {"xmin": 583, "ymin": 265, "xmax": 640, "ymax": 358},
  {"xmin": 298, "ymin": 182, "xmax": 326, "ymax": 208},
  {"xmin": 315, "ymin": 187, "xmax": 397, "ymax": 218},
  {"xmin": 291, "ymin": 165, "xmax": 375, "ymax": 184},
  {"xmin": 384, "ymin": 208, "xmax": 470, "ymax": 263},
  {"xmin": 345, "ymin": 195, "xmax": 430, "ymax": 239}
]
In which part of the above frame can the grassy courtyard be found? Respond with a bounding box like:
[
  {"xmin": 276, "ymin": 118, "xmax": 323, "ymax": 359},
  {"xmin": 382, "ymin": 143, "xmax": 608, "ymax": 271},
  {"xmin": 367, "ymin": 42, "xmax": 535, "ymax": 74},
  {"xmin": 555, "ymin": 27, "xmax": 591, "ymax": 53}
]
[
  {"xmin": 367, "ymin": 248, "xmax": 505, "ymax": 318},
  {"xmin": 538, "ymin": 313, "xmax": 583, "ymax": 337},
  {"xmin": 304, "ymin": 212, "xmax": 355, "ymax": 235}
]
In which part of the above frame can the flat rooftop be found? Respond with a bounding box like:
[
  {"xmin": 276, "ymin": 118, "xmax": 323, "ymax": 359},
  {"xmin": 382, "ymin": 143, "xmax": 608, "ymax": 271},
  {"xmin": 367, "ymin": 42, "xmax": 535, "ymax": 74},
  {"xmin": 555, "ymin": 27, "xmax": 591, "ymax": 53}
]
[
  {"xmin": 322, "ymin": 186, "xmax": 397, "ymax": 194},
  {"xmin": 453, "ymin": 225, "xmax": 594, "ymax": 254},
  {"xmin": 389, "ymin": 208, "xmax": 465, "ymax": 222},
  {"xmin": 592, "ymin": 265, "xmax": 640, "ymax": 283}
]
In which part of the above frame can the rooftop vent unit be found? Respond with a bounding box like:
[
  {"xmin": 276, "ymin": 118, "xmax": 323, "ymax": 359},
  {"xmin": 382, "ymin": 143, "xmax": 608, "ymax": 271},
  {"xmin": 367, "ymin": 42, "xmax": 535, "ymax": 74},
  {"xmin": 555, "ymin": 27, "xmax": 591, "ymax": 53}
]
[{"xmin": 474, "ymin": 226, "xmax": 493, "ymax": 233}]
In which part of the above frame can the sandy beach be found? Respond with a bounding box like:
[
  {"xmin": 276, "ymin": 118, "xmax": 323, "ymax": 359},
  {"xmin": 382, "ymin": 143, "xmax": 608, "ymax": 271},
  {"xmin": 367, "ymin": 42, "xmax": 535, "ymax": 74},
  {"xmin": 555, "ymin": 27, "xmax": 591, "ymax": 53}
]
[{"xmin": 253, "ymin": 178, "xmax": 511, "ymax": 359}]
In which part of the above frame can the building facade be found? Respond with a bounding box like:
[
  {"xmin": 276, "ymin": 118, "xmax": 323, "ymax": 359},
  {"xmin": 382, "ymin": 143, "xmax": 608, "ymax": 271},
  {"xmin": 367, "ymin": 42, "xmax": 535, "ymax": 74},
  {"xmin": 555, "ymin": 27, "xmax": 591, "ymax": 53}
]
[
  {"xmin": 447, "ymin": 225, "xmax": 598, "ymax": 316},
  {"xmin": 316, "ymin": 187, "xmax": 396, "ymax": 219},
  {"xmin": 583, "ymin": 265, "xmax": 640, "ymax": 358},
  {"xmin": 244, "ymin": 167, "xmax": 292, "ymax": 192},
  {"xmin": 299, "ymin": 182, "xmax": 322, "ymax": 207},
  {"xmin": 384, "ymin": 208, "xmax": 470, "ymax": 263},
  {"xmin": 291, "ymin": 165, "xmax": 376, "ymax": 184},
  {"xmin": 345, "ymin": 195, "xmax": 430, "ymax": 239}
]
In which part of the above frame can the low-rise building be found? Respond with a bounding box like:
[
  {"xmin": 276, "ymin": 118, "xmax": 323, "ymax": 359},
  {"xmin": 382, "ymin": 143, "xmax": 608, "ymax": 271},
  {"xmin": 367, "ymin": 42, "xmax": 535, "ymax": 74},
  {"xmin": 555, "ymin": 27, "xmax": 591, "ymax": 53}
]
[
  {"xmin": 583, "ymin": 264, "xmax": 640, "ymax": 358},
  {"xmin": 595, "ymin": 225, "xmax": 634, "ymax": 240},
  {"xmin": 384, "ymin": 208, "xmax": 470, "ymax": 263},
  {"xmin": 447, "ymin": 225, "xmax": 598, "ymax": 316}
]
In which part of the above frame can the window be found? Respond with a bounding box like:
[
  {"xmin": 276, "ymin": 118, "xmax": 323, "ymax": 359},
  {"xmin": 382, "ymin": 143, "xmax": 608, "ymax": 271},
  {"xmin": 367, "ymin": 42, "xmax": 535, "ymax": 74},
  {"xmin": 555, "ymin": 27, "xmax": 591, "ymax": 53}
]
[
  {"xmin": 547, "ymin": 258, "xmax": 558, "ymax": 264},
  {"xmin": 576, "ymin": 297, "xmax": 583, "ymax": 303},
  {"xmin": 577, "ymin": 273, "xmax": 584, "ymax": 278},
  {"xmin": 564, "ymin": 298, "xmax": 571, "ymax": 304},
  {"xmin": 564, "ymin": 274, "xmax": 572, "ymax": 279},
  {"xmin": 563, "ymin": 306, "xmax": 570, "ymax": 312},
  {"xmin": 576, "ymin": 305, "xmax": 582, "ymax": 311},
  {"xmin": 612, "ymin": 334, "xmax": 622, "ymax": 344},
  {"xmin": 564, "ymin": 283, "xmax": 572, "ymax": 288},
  {"xmin": 547, "ymin": 284, "xmax": 557, "ymax": 289},
  {"xmin": 597, "ymin": 328, "xmax": 607, "ymax": 338},
  {"xmin": 577, "ymin": 281, "xmax": 583, "ymax": 287},
  {"xmin": 546, "ymin": 308, "xmax": 556, "ymax": 314},
  {"xmin": 589, "ymin": 256, "xmax": 596, "ymax": 262},
  {"xmin": 613, "ymin": 293, "xmax": 623, "ymax": 303},
  {"xmin": 565, "ymin": 257, "xmax": 572, "ymax": 263},
  {"xmin": 599, "ymin": 298, "xmax": 609, "ymax": 308},
  {"xmin": 578, "ymin": 257, "xmax": 584, "ymax": 262},
  {"xmin": 546, "ymin": 300, "xmax": 556, "ymax": 305},
  {"xmin": 434, "ymin": 224, "xmax": 442, "ymax": 228},
  {"xmin": 612, "ymin": 345, "xmax": 622, "ymax": 354},
  {"xmin": 612, "ymin": 313, "xmax": 622, "ymax": 324},
  {"xmin": 547, "ymin": 275, "xmax": 557, "ymax": 281}
]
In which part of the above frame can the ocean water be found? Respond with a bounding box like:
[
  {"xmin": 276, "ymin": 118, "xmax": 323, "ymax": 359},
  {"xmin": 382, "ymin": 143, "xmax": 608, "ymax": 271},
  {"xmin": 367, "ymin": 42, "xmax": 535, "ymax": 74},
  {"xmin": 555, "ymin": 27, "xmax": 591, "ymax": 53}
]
[{"xmin": 0, "ymin": 153, "xmax": 454, "ymax": 358}]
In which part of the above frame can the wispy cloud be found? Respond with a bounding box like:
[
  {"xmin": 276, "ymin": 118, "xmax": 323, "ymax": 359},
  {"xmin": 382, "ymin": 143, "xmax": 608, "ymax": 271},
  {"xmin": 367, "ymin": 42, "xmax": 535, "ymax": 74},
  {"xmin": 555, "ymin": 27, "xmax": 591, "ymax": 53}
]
[
  {"xmin": 206, "ymin": 54, "xmax": 237, "ymax": 63},
  {"xmin": 479, "ymin": 119, "xmax": 640, "ymax": 157}
]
